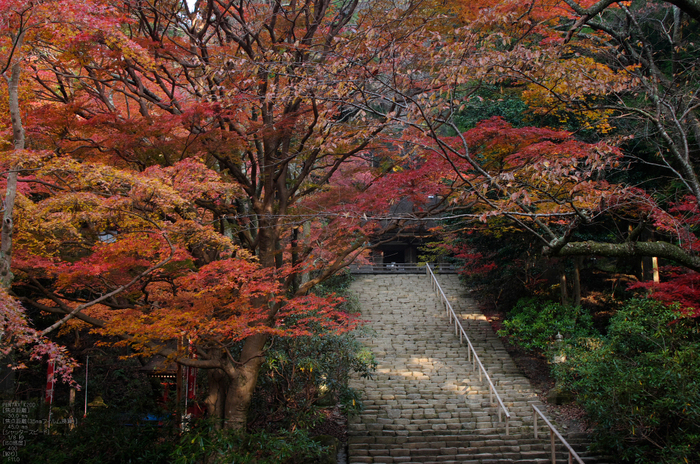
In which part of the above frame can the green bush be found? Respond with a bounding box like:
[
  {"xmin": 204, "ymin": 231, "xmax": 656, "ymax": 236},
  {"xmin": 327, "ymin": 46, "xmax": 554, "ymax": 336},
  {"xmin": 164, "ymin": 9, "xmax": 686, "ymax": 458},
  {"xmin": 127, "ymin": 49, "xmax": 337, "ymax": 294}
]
[
  {"xmin": 171, "ymin": 423, "xmax": 330, "ymax": 464},
  {"xmin": 497, "ymin": 298, "xmax": 594, "ymax": 352},
  {"xmin": 250, "ymin": 330, "xmax": 375, "ymax": 430},
  {"xmin": 11, "ymin": 409, "xmax": 176, "ymax": 464},
  {"xmin": 554, "ymin": 299, "xmax": 700, "ymax": 463},
  {"xmin": 12, "ymin": 413, "xmax": 334, "ymax": 464},
  {"xmin": 248, "ymin": 270, "xmax": 374, "ymax": 430}
]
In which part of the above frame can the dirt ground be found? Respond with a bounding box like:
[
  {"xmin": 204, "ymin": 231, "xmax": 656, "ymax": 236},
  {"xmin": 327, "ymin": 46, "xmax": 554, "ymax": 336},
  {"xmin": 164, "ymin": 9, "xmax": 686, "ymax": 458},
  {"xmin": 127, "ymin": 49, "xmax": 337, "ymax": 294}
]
[{"xmin": 311, "ymin": 405, "xmax": 348, "ymax": 442}]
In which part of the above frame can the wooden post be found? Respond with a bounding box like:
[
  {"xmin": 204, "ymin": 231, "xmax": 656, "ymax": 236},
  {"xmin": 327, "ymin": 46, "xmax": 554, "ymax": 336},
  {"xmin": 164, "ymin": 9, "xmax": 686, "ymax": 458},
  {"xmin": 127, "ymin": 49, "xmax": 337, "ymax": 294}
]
[
  {"xmin": 176, "ymin": 337, "xmax": 183, "ymax": 430},
  {"xmin": 534, "ymin": 409, "xmax": 538, "ymax": 438},
  {"xmin": 551, "ymin": 430, "xmax": 556, "ymax": 464},
  {"xmin": 573, "ymin": 257, "xmax": 582, "ymax": 307},
  {"xmin": 69, "ymin": 387, "xmax": 76, "ymax": 429}
]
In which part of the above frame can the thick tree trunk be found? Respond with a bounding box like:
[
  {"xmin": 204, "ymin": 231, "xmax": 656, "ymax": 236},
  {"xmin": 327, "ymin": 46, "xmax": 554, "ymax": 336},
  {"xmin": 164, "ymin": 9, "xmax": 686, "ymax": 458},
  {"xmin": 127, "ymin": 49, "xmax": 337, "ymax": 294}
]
[
  {"xmin": 223, "ymin": 333, "xmax": 267, "ymax": 430},
  {"xmin": 669, "ymin": 0, "xmax": 700, "ymax": 21},
  {"xmin": 301, "ymin": 222, "xmax": 310, "ymax": 286},
  {"xmin": 210, "ymin": 212, "xmax": 278, "ymax": 430},
  {"xmin": 291, "ymin": 226, "xmax": 300, "ymax": 293},
  {"xmin": 564, "ymin": 0, "xmax": 700, "ymax": 24},
  {"xmin": 205, "ymin": 366, "xmax": 226, "ymax": 430}
]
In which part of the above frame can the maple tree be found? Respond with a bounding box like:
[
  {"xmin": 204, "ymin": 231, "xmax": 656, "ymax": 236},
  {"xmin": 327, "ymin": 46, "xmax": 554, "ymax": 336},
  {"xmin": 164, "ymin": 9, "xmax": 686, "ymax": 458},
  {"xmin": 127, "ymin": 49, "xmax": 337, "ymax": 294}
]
[
  {"xmin": 0, "ymin": 0, "xmax": 168, "ymax": 384},
  {"xmin": 379, "ymin": 0, "xmax": 700, "ymax": 315},
  {"xmin": 1, "ymin": 0, "xmax": 460, "ymax": 430},
  {"xmin": 541, "ymin": 0, "xmax": 700, "ymax": 311},
  {"xmin": 3, "ymin": 0, "xmax": 699, "ymax": 437}
]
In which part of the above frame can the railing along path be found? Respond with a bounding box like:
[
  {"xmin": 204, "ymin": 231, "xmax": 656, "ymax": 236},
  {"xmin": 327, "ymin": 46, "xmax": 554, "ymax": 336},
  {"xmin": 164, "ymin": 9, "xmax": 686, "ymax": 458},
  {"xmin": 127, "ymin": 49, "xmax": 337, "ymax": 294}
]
[
  {"xmin": 349, "ymin": 262, "xmax": 458, "ymax": 274},
  {"xmin": 426, "ymin": 264, "xmax": 511, "ymax": 435},
  {"xmin": 533, "ymin": 404, "xmax": 585, "ymax": 464},
  {"xmin": 425, "ymin": 264, "xmax": 586, "ymax": 462}
]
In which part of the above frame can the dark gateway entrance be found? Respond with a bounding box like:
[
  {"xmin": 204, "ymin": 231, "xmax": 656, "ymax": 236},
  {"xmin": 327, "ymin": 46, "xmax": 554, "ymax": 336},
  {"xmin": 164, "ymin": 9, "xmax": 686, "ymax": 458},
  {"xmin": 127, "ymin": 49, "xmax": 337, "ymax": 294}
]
[{"xmin": 349, "ymin": 197, "xmax": 457, "ymax": 274}]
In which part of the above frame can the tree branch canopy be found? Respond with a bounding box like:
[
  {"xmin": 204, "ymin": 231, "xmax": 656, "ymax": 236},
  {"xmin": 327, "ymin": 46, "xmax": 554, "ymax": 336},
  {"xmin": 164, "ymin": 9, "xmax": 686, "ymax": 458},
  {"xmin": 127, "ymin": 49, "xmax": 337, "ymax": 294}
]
[
  {"xmin": 564, "ymin": 0, "xmax": 700, "ymax": 22},
  {"xmin": 548, "ymin": 240, "xmax": 700, "ymax": 273}
]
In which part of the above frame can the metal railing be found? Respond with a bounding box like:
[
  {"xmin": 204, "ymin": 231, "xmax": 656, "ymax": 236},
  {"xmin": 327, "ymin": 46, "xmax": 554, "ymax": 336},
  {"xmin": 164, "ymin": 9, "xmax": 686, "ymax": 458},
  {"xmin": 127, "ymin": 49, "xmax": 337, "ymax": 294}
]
[
  {"xmin": 349, "ymin": 262, "xmax": 458, "ymax": 274},
  {"xmin": 425, "ymin": 264, "xmax": 511, "ymax": 435},
  {"xmin": 533, "ymin": 404, "xmax": 585, "ymax": 464}
]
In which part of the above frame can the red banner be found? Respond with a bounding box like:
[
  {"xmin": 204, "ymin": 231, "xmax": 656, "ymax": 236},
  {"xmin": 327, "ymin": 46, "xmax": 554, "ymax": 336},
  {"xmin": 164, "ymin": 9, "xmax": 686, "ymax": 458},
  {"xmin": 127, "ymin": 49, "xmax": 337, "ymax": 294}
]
[
  {"xmin": 45, "ymin": 359, "xmax": 56, "ymax": 404},
  {"xmin": 187, "ymin": 340, "xmax": 197, "ymax": 400},
  {"xmin": 186, "ymin": 366, "xmax": 196, "ymax": 400}
]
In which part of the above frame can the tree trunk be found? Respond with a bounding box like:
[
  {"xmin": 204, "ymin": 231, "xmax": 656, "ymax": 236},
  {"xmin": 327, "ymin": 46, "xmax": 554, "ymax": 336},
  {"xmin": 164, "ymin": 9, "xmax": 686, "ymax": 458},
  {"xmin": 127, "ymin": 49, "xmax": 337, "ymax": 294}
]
[
  {"xmin": 0, "ymin": 61, "xmax": 24, "ymax": 289},
  {"xmin": 223, "ymin": 333, "xmax": 268, "ymax": 430},
  {"xmin": 291, "ymin": 226, "xmax": 300, "ymax": 293},
  {"xmin": 301, "ymin": 222, "xmax": 310, "ymax": 286},
  {"xmin": 559, "ymin": 262, "xmax": 568, "ymax": 305},
  {"xmin": 572, "ymin": 256, "xmax": 582, "ymax": 307},
  {"xmin": 215, "ymin": 218, "xmax": 277, "ymax": 430},
  {"xmin": 546, "ymin": 240, "xmax": 700, "ymax": 273},
  {"xmin": 205, "ymin": 367, "xmax": 226, "ymax": 430}
]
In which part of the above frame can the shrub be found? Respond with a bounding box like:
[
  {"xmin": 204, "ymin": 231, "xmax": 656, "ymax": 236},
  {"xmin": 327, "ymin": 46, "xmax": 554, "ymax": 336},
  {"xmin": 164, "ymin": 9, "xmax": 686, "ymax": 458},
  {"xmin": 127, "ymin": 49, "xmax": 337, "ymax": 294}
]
[
  {"xmin": 12, "ymin": 409, "xmax": 176, "ymax": 464},
  {"xmin": 554, "ymin": 299, "xmax": 700, "ymax": 463},
  {"xmin": 249, "ymin": 329, "xmax": 375, "ymax": 430},
  {"xmin": 171, "ymin": 423, "xmax": 330, "ymax": 464},
  {"xmin": 247, "ymin": 270, "xmax": 374, "ymax": 430},
  {"xmin": 497, "ymin": 298, "xmax": 594, "ymax": 352}
]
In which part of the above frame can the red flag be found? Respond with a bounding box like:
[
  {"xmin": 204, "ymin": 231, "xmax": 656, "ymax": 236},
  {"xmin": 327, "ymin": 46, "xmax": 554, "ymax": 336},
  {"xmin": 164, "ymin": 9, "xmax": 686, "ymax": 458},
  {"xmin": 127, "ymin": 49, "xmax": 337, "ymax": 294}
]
[
  {"xmin": 45, "ymin": 359, "xmax": 56, "ymax": 404},
  {"xmin": 187, "ymin": 366, "xmax": 196, "ymax": 400},
  {"xmin": 187, "ymin": 342, "xmax": 196, "ymax": 400},
  {"xmin": 186, "ymin": 340, "xmax": 197, "ymax": 400}
]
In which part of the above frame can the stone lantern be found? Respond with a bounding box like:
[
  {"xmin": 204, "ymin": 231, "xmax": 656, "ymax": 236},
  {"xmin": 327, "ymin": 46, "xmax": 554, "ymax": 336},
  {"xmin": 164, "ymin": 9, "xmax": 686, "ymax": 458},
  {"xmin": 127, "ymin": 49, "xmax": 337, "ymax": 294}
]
[{"xmin": 553, "ymin": 332, "xmax": 566, "ymax": 364}]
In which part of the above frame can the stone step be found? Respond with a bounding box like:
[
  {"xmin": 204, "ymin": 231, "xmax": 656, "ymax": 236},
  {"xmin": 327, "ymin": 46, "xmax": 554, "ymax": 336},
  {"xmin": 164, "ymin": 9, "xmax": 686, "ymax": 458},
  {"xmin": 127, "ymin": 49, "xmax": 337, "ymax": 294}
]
[
  {"xmin": 347, "ymin": 447, "xmax": 598, "ymax": 463},
  {"xmin": 348, "ymin": 440, "xmax": 592, "ymax": 452},
  {"xmin": 347, "ymin": 449, "xmax": 597, "ymax": 464},
  {"xmin": 347, "ymin": 274, "xmax": 602, "ymax": 464}
]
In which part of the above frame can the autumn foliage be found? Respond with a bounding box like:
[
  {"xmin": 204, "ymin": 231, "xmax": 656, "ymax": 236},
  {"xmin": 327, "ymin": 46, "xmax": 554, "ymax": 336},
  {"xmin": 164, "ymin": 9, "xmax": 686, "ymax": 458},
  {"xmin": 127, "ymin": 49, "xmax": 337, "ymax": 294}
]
[{"xmin": 1, "ymin": 0, "xmax": 699, "ymax": 441}]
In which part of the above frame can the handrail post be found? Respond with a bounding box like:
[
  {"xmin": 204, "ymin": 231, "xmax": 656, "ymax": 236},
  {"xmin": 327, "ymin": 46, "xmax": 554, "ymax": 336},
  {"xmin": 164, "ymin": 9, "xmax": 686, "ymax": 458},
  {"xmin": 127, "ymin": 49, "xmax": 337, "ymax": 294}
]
[
  {"xmin": 532, "ymin": 404, "xmax": 585, "ymax": 464},
  {"xmin": 534, "ymin": 409, "xmax": 538, "ymax": 439},
  {"xmin": 551, "ymin": 430, "xmax": 555, "ymax": 464}
]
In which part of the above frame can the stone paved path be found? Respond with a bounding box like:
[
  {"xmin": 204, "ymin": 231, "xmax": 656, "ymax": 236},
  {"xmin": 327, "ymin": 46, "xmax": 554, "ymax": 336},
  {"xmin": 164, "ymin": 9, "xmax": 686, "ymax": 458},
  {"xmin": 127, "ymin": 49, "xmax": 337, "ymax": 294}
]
[{"xmin": 347, "ymin": 274, "xmax": 597, "ymax": 464}]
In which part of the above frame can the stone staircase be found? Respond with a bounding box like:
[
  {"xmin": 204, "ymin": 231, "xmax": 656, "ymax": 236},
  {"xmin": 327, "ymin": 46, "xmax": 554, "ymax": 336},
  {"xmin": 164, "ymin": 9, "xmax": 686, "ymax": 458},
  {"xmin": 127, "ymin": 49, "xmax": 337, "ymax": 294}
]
[{"xmin": 347, "ymin": 274, "xmax": 599, "ymax": 464}]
